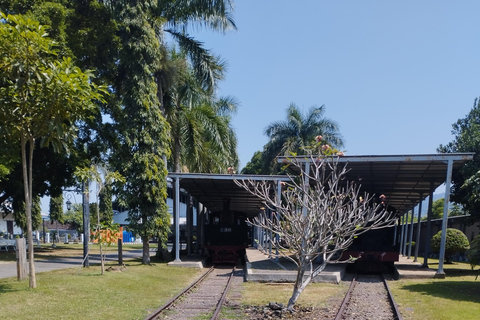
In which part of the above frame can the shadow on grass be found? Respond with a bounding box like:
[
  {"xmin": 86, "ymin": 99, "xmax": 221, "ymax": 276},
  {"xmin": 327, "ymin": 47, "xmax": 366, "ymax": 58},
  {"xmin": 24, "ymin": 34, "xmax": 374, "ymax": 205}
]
[
  {"xmin": 426, "ymin": 263, "xmax": 478, "ymax": 278},
  {"xmin": 399, "ymin": 281, "xmax": 480, "ymax": 304}
]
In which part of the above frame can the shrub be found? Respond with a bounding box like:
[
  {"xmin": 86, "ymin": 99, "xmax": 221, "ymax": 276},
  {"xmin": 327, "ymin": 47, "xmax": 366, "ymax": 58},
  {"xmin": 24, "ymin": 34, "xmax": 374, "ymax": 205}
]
[
  {"xmin": 431, "ymin": 228, "xmax": 470, "ymax": 263},
  {"xmin": 467, "ymin": 234, "xmax": 480, "ymax": 279}
]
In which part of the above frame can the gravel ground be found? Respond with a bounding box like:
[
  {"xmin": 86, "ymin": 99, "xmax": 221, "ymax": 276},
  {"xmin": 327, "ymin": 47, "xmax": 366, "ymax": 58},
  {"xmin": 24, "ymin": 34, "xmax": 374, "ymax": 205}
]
[{"xmin": 341, "ymin": 274, "xmax": 395, "ymax": 320}]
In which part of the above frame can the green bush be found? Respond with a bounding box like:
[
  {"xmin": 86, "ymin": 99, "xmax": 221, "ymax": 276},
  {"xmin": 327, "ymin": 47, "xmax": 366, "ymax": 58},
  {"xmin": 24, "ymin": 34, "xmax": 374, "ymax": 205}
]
[
  {"xmin": 431, "ymin": 228, "xmax": 470, "ymax": 263},
  {"xmin": 467, "ymin": 234, "xmax": 480, "ymax": 279}
]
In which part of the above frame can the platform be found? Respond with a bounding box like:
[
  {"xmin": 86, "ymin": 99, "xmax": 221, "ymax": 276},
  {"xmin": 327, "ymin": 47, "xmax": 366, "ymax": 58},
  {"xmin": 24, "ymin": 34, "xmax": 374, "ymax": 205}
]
[
  {"xmin": 394, "ymin": 255, "xmax": 437, "ymax": 279},
  {"xmin": 245, "ymin": 248, "xmax": 345, "ymax": 283}
]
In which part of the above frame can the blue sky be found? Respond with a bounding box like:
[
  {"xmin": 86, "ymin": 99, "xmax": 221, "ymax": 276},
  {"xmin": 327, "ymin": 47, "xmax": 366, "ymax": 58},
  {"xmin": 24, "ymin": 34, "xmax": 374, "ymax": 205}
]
[
  {"xmin": 41, "ymin": 1, "xmax": 480, "ymax": 214},
  {"xmin": 191, "ymin": 1, "xmax": 480, "ymax": 169}
]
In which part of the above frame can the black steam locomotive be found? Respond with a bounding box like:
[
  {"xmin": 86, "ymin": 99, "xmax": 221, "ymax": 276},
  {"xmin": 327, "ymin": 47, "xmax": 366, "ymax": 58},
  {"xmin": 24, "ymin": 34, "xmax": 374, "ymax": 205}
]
[
  {"xmin": 340, "ymin": 225, "xmax": 399, "ymax": 272},
  {"xmin": 204, "ymin": 200, "xmax": 250, "ymax": 264}
]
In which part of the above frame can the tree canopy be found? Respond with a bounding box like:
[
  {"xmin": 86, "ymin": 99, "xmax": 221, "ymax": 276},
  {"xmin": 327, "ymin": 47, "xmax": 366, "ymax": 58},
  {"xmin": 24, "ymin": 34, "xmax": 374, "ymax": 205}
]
[
  {"xmin": 438, "ymin": 97, "xmax": 480, "ymax": 224},
  {"xmin": 0, "ymin": 12, "xmax": 105, "ymax": 287}
]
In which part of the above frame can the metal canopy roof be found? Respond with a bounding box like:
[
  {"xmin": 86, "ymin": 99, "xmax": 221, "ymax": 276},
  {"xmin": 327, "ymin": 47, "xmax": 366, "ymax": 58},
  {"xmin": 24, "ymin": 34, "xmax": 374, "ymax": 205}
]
[
  {"xmin": 277, "ymin": 153, "xmax": 474, "ymax": 214},
  {"xmin": 169, "ymin": 153, "xmax": 474, "ymax": 217},
  {"xmin": 168, "ymin": 173, "xmax": 290, "ymax": 217}
]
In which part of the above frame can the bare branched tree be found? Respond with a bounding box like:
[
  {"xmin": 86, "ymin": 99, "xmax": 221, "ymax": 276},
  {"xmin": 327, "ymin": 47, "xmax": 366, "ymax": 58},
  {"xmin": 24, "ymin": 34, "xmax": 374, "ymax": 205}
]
[{"xmin": 235, "ymin": 154, "xmax": 396, "ymax": 311}]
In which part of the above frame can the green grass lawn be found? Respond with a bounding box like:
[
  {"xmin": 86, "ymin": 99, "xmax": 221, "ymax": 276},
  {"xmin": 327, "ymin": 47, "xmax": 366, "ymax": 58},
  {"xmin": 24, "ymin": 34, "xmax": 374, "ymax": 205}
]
[
  {"xmin": 0, "ymin": 242, "xmax": 149, "ymax": 262},
  {"xmin": 0, "ymin": 260, "xmax": 201, "ymax": 320},
  {"xmin": 389, "ymin": 259, "xmax": 480, "ymax": 320},
  {"xmin": 1, "ymin": 249, "xmax": 479, "ymax": 320}
]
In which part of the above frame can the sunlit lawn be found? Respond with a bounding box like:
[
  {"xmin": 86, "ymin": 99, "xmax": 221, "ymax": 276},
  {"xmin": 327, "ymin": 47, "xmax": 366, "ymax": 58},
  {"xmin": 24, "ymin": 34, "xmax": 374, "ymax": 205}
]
[
  {"xmin": 0, "ymin": 260, "xmax": 201, "ymax": 320},
  {"xmin": 2, "ymin": 246, "xmax": 479, "ymax": 320},
  {"xmin": 0, "ymin": 243, "xmax": 147, "ymax": 262},
  {"xmin": 389, "ymin": 259, "xmax": 480, "ymax": 320}
]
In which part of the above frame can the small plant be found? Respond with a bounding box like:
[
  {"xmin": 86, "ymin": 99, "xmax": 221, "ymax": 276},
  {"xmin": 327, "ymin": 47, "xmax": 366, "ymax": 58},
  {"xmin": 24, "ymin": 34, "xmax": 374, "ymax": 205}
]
[{"xmin": 431, "ymin": 228, "xmax": 470, "ymax": 263}]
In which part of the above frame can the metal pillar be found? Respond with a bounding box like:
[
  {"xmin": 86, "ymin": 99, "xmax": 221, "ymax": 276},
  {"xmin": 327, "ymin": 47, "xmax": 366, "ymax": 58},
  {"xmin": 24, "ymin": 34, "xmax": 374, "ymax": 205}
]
[
  {"xmin": 399, "ymin": 215, "xmax": 405, "ymax": 255},
  {"xmin": 402, "ymin": 212, "xmax": 409, "ymax": 256},
  {"xmin": 414, "ymin": 194, "xmax": 423, "ymax": 262},
  {"xmin": 437, "ymin": 159, "xmax": 454, "ymax": 276},
  {"xmin": 82, "ymin": 181, "xmax": 90, "ymax": 267},
  {"xmin": 422, "ymin": 181, "xmax": 435, "ymax": 268},
  {"xmin": 174, "ymin": 177, "xmax": 181, "ymax": 262},
  {"xmin": 407, "ymin": 203, "xmax": 415, "ymax": 259}
]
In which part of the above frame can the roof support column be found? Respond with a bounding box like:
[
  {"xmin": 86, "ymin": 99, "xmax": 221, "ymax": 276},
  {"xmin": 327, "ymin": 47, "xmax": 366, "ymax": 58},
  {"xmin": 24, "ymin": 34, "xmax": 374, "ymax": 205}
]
[
  {"xmin": 174, "ymin": 177, "xmax": 181, "ymax": 262},
  {"xmin": 422, "ymin": 181, "xmax": 435, "ymax": 268},
  {"xmin": 407, "ymin": 202, "xmax": 416, "ymax": 259},
  {"xmin": 402, "ymin": 212, "xmax": 409, "ymax": 256},
  {"xmin": 399, "ymin": 214, "xmax": 405, "ymax": 256},
  {"xmin": 414, "ymin": 194, "xmax": 423, "ymax": 262},
  {"xmin": 437, "ymin": 159, "xmax": 454, "ymax": 277}
]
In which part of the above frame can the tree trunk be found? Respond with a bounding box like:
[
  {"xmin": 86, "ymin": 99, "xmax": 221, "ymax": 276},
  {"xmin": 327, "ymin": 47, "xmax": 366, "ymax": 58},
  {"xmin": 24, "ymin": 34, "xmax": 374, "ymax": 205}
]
[
  {"xmin": 288, "ymin": 265, "xmax": 307, "ymax": 311},
  {"xmin": 21, "ymin": 135, "xmax": 36, "ymax": 288},
  {"xmin": 142, "ymin": 236, "xmax": 150, "ymax": 264}
]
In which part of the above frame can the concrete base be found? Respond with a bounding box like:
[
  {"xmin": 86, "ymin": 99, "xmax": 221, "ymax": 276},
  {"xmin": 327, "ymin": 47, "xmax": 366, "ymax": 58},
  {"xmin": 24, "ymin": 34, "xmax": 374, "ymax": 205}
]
[
  {"xmin": 167, "ymin": 255, "xmax": 207, "ymax": 268},
  {"xmin": 246, "ymin": 261, "xmax": 345, "ymax": 283},
  {"xmin": 244, "ymin": 248, "xmax": 345, "ymax": 283}
]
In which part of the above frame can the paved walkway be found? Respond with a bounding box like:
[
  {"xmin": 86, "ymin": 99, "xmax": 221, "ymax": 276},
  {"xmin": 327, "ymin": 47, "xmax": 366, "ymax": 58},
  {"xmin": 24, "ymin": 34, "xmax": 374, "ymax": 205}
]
[{"xmin": 0, "ymin": 249, "xmax": 151, "ymax": 279}]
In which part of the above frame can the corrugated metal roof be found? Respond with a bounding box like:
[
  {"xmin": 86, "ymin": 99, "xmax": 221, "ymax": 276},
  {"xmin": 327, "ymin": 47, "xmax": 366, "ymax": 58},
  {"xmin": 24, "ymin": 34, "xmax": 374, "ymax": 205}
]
[
  {"xmin": 169, "ymin": 153, "xmax": 474, "ymax": 217},
  {"xmin": 278, "ymin": 153, "xmax": 474, "ymax": 213},
  {"xmin": 167, "ymin": 173, "xmax": 290, "ymax": 216}
]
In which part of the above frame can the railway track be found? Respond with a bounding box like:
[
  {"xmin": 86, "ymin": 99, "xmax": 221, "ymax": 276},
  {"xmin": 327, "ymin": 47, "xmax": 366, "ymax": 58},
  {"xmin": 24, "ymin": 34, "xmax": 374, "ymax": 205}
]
[
  {"xmin": 145, "ymin": 266, "xmax": 237, "ymax": 320},
  {"xmin": 335, "ymin": 273, "xmax": 402, "ymax": 320}
]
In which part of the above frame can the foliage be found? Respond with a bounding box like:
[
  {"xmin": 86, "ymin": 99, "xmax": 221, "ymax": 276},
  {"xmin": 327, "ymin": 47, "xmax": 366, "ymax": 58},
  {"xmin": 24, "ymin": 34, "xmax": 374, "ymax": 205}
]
[
  {"xmin": 432, "ymin": 198, "xmax": 445, "ymax": 219},
  {"xmin": 438, "ymin": 97, "xmax": 480, "ymax": 224},
  {"xmin": 63, "ymin": 203, "xmax": 84, "ymax": 233},
  {"xmin": 109, "ymin": 1, "xmax": 171, "ymax": 265},
  {"xmin": 0, "ymin": 13, "xmax": 105, "ymax": 288},
  {"xmin": 12, "ymin": 195, "xmax": 42, "ymax": 231},
  {"xmin": 235, "ymin": 139, "xmax": 394, "ymax": 310},
  {"xmin": 262, "ymin": 104, "xmax": 344, "ymax": 174},
  {"xmin": 467, "ymin": 234, "xmax": 480, "ymax": 279},
  {"xmin": 431, "ymin": 228, "xmax": 470, "ymax": 263},
  {"xmin": 165, "ymin": 50, "xmax": 239, "ymax": 173},
  {"xmin": 49, "ymin": 194, "xmax": 64, "ymax": 223},
  {"xmin": 241, "ymin": 151, "xmax": 269, "ymax": 175}
]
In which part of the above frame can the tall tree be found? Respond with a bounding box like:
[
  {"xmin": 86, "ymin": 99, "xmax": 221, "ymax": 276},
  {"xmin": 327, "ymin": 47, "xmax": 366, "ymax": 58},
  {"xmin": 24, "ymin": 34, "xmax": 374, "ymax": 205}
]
[
  {"xmin": 165, "ymin": 52, "xmax": 239, "ymax": 173},
  {"xmin": 109, "ymin": 1, "xmax": 171, "ymax": 264},
  {"xmin": 438, "ymin": 97, "xmax": 480, "ymax": 224},
  {"xmin": 262, "ymin": 104, "xmax": 344, "ymax": 173},
  {"xmin": 154, "ymin": 0, "xmax": 236, "ymax": 111},
  {"xmin": 0, "ymin": 13, "xmax": 105, "ymax": 287}
]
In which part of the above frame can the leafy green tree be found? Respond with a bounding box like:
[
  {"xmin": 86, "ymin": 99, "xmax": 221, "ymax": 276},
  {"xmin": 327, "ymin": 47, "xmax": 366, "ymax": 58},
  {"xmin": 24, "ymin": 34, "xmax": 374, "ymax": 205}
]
[
  {"xmin": 438, "ymin": 98, "xmax": 480, "ymax": 224},
  {"xmin": 49, "ymin": 195, "xmax": 64, "ymax": 224},
  {"xmin": 241, "ymin": 151, "xmax": 269, "ymax": 175},
  {"xmin": 12, "ymin": 195, "xmax": 42, "ymax": 231},
  {"xmin": 109, "ymin": 1, "xmax": 171, "ymax": 265},
  {"xmin": 432, "ymin": 198, "xmax": 445, "ymax": 219},
  {"xmin": 467, "ymin": 234, "xmax": 480, "ymax": 279},
  {"xmin": 0, "ymin": 13, "xmax": 105, "ymax": 288},
  {"xmin": 431, "ymin": 228, "xmax": 470, "ymax": 263},
  {"xmin": 99, "ymin": 183, "xmax": 114, "ymax": 224},
  {"xmin": 262, "ymin": 104, "xmax": 344, "ymax": 173},
  {"xmin": 64, "ymin": 203, "xmax": 84, "ymax": 233}
]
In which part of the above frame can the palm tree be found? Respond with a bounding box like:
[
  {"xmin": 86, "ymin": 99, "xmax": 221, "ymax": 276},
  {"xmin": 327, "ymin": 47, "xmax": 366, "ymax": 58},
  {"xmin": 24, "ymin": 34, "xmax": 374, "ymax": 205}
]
[
  {"xmin": 263, "ymin": 103, "xmax": 344, "ymax": 171},
  {"xmin": 154, "ymin": 1, "xmax": 236, "ymax": 112},
  {"xmin": 165, "ymin": 51, "xmax": 239, "ymax": 173}
]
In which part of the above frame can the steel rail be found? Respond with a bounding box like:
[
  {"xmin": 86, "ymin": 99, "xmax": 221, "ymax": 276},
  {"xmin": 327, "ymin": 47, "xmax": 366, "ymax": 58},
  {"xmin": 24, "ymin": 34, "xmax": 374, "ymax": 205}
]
[
  {"xmin": 382, "ymin": 275, "xmax": 403, "ymax": 320},
  {"xmin": 210, "ymin": 266, "xmax": 237, "ymax": 320},
  {"xmin": 334, "ymin": 274, "xmax": 357, "ymax": 320},
  {"xmin": 144, "ymin": 266, "xmax": 215, "ymax": 320}
]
